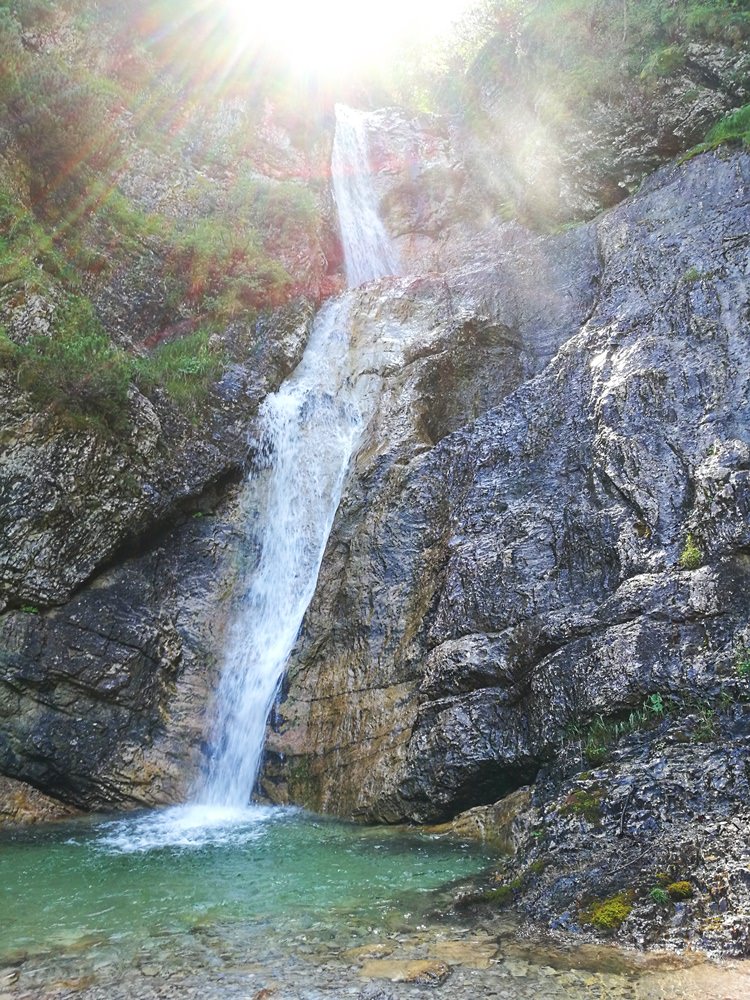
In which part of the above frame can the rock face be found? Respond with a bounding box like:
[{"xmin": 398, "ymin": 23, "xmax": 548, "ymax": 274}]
[
  {"xmin": 0, "ymin": 301, "xmax": 311, "ymax": 612},
  {"xmin": 264, "ymin": 148, "xmax": 750, "ymax": 826},
  {"xmin": 451, "ymin": 705, "xmax": 750, "ymax": 956},
  {"xmin": 0, "ymin": 483, "xmax": 249, "ymax": 809},
  {"xmin": 0, "ymin": 774, "xmax": 79, "ymax": 823},
  {"xmin": 0, "ymin": 287, "xmax": 312, "ymax": 810},
  {"xmin": 463, "ymin": 37, "xmax": 750, "ymax": 226}
]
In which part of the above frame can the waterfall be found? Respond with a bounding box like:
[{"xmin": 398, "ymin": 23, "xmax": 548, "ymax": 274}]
[
  {"xmin": 197, "ymin": 105, "xmax": 397, "ymax": 809},
  {"xmin": 331, "ymin": 104, "xmax": 400, "ymax": 287}
]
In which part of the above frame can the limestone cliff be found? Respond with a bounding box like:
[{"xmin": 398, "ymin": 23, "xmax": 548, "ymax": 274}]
[
  {"xmin": 264, "ymin": 146, "xmax": 750, "ymax": 827},
  {"xmin": 1, "ymin": 2, "xmax": 749, "ymax": 915}
]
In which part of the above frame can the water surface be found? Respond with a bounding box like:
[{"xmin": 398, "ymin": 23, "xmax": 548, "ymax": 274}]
[{"xmin": 2, "ymin": 808, "xmax": 747, "ymax": 1000}]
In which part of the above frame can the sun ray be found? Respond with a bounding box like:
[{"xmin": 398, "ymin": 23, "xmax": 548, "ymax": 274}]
[{"xmin": 221, "ymin": 0, "xmax": 475, "ymax": 80}]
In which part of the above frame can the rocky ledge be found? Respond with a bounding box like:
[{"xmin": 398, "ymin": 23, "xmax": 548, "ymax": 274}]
[
  {"xmin": 263, "ymin": 146, "xmax": 750, "ymax": 952},
  {"xmin": 442, "ymin": 702, "xmax": 750, "ymax": 956}
]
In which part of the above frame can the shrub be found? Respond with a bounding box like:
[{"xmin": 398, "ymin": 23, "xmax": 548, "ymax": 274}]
[
  {"xmin": 168, "ymin": 218, "xmax": 293, "ymax": 317},
  {"xmin": 12, "ymin": 56, "xmax": 118, "ymax": 212},
  {"xmin": 5, "ymin": 297, "xmax": 132, "ymax": 433},
  {"xmin": 678, "ymin": 533, "xmax": 702, "ymax": 570},
  {"xmin": 8, "ymin": 0, "xmax": 57, "ymax": 29}
]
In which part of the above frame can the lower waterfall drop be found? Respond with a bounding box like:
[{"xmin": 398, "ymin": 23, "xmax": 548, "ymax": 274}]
[
  {"xmin": 198, "ymin": 298, "xmax": 364, "ymax": 807},
  {"xmin": 194, "ymin": 104, "xmax": 397, "ymax": 810}
]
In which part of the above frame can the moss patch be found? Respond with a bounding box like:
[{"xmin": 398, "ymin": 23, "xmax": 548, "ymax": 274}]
[
  {"xmin": 559, "ymin": 787, "xmax": 603, "ymax": 824},
  {"xmin": 678, "ymin": 533, "xmax": 702, "ymax": 570},
  {"xmin": 667, "ymin": 880, "xmax": 694, "ymax": 900},
  {"xmin": 478, "ymin": 876, "xmax": 524, "ymax": 907},
  {"xmin": 581, "ymin": 892, "xmax": 634, "ymax": 933}
]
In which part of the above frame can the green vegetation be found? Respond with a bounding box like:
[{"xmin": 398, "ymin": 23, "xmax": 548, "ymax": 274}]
[
  {"xmin": 0, "ymin": 300, "xmax": 228, "ymax": 432},
  {"xmin": 0, "ymin": 0, "xmax": 325, "ymax": 442},
  {"xmin": 565, "ymin": 685, "xmax": 747, "ymax": 765},
  {"xmin": 168, "ymin": 216, "xmax": 293, "ymax": 324},
  {"xmin": 667, "ymin": 880, "xmax": 694, "ymax": 900},
  {"xmin": 0, "ymin": 301, "xmax": 132, "ymax": 433},
  {"xmin": 704, "ymin": 103, "xmax": 750, "ymax": 147},
  {"xmin": 566, "ymin": 693, "xmax": 666, "ymax": 764},
  {"xmin": 0, "ymin": 189, "xmax": 77, "ymax": 291},
  {"xmin": 422, "ymin": 0, "xmax": 750, "ymax": 113},
  {"xmin": 640, "ymin": 44, "xmax": 686, "ymax": 80},
  {"xmin": 559, "ymin": 787, "xmax": 603, "ymax": 823},
  {"xmin": 134, "ymin": 329, "xmax": 227, "ymax": 411},
  {"xmin": 736, "ymin": 648, "xmax": 750, "ymax": 680},
  {"xmin": 581, "ymin": 891, "xmax": 633, "ymax": 932},
  {"xmin": 0, "ymin": 0, "xmax": 327, "ymax": 442},
  {"xmin": 678, "ymin": 533, "xmax": 703, "ymax": 570},
  {"xmin": 691, "ymin": 703, "xmax": 719, "ymax": 742},
  {"xmin": 649, "ymin": 887, "xmax": 671, "ymax": 905},
  {"xmin": 684, "ymin": 102, "xmax": 750, "ymax": 159},
  {"xmin": 478, "ymin": 876, "xmax": 524, "ymax": 906}
]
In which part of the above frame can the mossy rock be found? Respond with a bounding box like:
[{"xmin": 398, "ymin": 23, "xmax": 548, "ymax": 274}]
[
  {"xmin": 581, "ymin": 892, "xmax": 634, "ymax": 933},
  {"xmin": 479, "ymin": 876, "xmax": 524, "ymax": 907},
  {"xmin": 559, "ymin": 787, "xmax": 603, "ymax": 823},
  {"xmin": 667, "ymin": 880, "xmax": 694, "ymax": 900}
]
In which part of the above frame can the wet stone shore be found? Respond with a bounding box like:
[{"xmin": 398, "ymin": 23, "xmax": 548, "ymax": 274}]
[{"xmin": 4, "ymin": 911, "xmax": 750, "ymax": 1000}]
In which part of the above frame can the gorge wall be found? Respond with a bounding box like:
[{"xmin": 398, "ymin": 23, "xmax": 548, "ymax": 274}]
[
  {"xmin": 263, "ymin": 144, "xmax": 750, "ymax": 826},
  {"xmin": 0, "ymin": 6, "xmax": 749, "ymax": 953}
]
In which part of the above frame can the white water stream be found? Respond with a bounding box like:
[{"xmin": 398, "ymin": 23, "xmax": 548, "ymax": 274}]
[
  {"xmin": 100, "ymin": 106, "xmax": 396, "ymax": 850},
  {"xmin": 332, "ymin": 104, "xmax": 400, "ymax": 287},
  {"xmin": 194, "ymin": 105, "xmax": 396, "ymax": 811}
]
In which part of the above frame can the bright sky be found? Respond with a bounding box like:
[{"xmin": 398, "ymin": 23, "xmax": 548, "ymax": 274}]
[{"xmin": 224, "ymin": 0, "xmax": 475, "ymax": 76}]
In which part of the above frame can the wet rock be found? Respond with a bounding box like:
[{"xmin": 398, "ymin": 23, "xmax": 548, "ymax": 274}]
[
  {"xmin": 430, "ymin": 937, "xmax": 498, "ymax": 968},
  {"xmin": 0, "ymin": 485, "xmax": 247, "ymax": 809},
  {"xmin": 267, "ymin": 148, "xmax": 750, "ymax": 830},
  {"xmin": 359, "ymin": 958, "xmax": 451, "ymax": 985},
  {"xmin": 0, "ymin": 774, "xmax": 79, "ymax": 825},
  {"xmin": 426, "ymin": 788, "xmax": 532, "ymax": 853},
  {"xmin": 453, "ymin": 717, "xmax": 750, "ymax": 956},
  {"xmin": 345, "ymin": 944, "xmax": 395, "ymax": 963}
]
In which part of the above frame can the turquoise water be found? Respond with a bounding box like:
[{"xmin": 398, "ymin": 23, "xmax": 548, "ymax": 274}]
[
  {"xmin": 2, "ymin": 807, "xmax": 748, "ymax": 999},
  {"xmin": 0, "ymin": 805, "xmax": 491, "ymax": 962}
]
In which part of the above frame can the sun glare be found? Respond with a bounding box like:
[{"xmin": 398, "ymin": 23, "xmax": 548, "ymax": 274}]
[{"xmin": 224, "ymin": 0, "xmax": 474, "ymax": 78}]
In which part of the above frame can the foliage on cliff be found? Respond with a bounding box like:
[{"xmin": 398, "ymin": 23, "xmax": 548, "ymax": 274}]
[
  {"xmin": 0, "ymin": 0, "xmax": 329, "ymax": 432},
  {"xmin": 397, "ymin": 0, "xmax": 749, "ymax": 110}
]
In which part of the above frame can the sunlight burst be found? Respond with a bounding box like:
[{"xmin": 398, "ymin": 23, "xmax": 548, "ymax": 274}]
[{"xmin": 224, "ymin": 0, "xmax": 474, "ymax": 77}]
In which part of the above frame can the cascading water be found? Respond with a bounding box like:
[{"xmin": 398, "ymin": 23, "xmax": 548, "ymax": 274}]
[
  {"xmin": 97, "ymin": 105, "xmax": 395, "ymax": 849},
  {"xmin": 196, "ymin": 104, "xmax": 398, "ymax": 810},
  {"xmin": 199, "ymin": 299, "xmax": 362, "ymax": 807},
  {"xmin": 331, "ymin": 104, "xmax": 400, "ymax": 287}
]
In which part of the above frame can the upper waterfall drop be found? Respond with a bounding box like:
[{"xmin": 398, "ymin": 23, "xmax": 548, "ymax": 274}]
[
  {"xmin": 332, "ymin": 104, "xmax": 400, "ymax": 288},
  {"xmin": 192, "ymin": 106, "xmax": 399, "ymax": 812}
]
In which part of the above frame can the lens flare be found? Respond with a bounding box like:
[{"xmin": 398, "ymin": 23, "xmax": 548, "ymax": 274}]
[{"xmin": 223, "ymin": 0, "xmax": 474, "ymax": 77}]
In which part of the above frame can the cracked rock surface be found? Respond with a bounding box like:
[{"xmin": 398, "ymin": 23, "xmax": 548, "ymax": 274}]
[{"xmin": 264, "ymin": 149, "xmax": 750, "ymax": 831}]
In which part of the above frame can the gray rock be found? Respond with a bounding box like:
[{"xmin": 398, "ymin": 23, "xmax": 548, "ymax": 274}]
[{"xmin": 265, "ymin": 149, "xmax": 750, "ymax": 825}]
